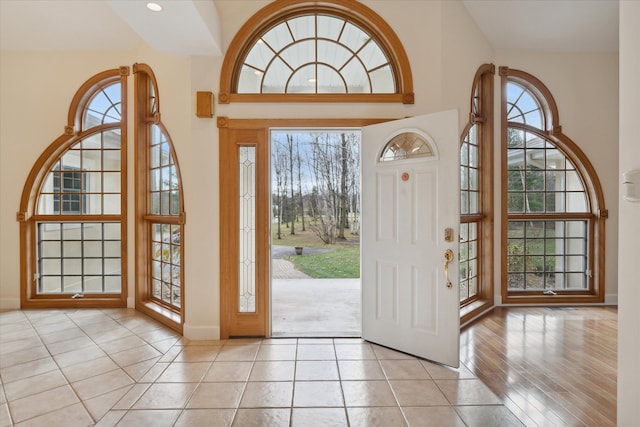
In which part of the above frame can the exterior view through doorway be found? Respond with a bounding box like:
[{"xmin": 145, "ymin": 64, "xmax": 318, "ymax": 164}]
[{"xmin": 270, "ymin": 129, "xmax": 362, "ymax": 337}]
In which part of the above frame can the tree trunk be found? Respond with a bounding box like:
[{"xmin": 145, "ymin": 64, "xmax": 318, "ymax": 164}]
[{"xmin": 287, "ymin": 134, "xmax": 296, "ymax": 235}]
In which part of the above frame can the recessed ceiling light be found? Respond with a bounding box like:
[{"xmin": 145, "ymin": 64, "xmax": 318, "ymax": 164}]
[
  {"xmin": 308, "ymin": 78, "xmax": 317, "ymax": 83},
  {"xmin": 146, "ymin": 2, "xmax": 163, "ymax": 12}
]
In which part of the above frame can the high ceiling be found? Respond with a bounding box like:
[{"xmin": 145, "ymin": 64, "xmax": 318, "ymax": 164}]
[{"xmin": 0, "ymin": 0, "xmax": 619, "ymax": 55}]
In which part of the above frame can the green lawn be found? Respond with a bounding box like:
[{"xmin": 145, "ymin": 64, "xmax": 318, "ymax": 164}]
[
  {"xmin": 286, "ymin": 246, "xmax": 360, "ymax": 279},
  {"xmin": 274, "ymin": 220, "xmax": 360, "ymax": 278}
]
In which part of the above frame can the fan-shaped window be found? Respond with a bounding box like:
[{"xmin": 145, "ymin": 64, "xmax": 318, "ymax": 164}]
[
  {"xmin": 220, "ymin": 0, "xmax": 414, "ymax": 104},
  {"xmin": 380, "ymin": 132, "xmax": 433, "ymax": 162},
  {"xmin": 134, "ymin": 63, "xmax": 185, "ymax": 331},
  {"xmin": 501, "ymin": 67, "xmax": 606, "ymax": 303},
  {"xmin": 19, "ymin": 68, "xmax": 128, "ymax": 306}
]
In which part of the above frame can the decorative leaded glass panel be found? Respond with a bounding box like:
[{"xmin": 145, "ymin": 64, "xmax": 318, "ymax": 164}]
[
  {"xmin": 239, "ymin": 146, "xmax": 256, "ymax": 312},
  {"xmin": 380, "ymin": 132, "xmax": 433, "ymax": 162}
]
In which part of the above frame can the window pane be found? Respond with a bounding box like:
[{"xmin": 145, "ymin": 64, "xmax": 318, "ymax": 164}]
[{"xmin": 239, "ymin": 146, "xmax": 256, "ymax": 313}]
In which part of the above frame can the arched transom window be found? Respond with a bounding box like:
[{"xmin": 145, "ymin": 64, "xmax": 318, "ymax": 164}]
[
  {"xmin": 220, "ymin": 0, "xmax": 414, "ymax": 104},
  {"xmin": 239, "ymin": 14, "xmax": 395, "ymax": 95}
]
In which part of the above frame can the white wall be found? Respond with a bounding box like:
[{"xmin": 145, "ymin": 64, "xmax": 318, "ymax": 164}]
[
  {"xmin": 617, "ymin": 1, "xmax": 640, "ymax": 424},
  {"xmin": 494, "ymin": 50, "xmax": 619, "ymax": 304}
]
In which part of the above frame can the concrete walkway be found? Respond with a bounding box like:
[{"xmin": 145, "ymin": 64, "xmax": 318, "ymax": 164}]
[{"xmin": 271, "ymin": 248, "xmax": 361, "ymax": 337}]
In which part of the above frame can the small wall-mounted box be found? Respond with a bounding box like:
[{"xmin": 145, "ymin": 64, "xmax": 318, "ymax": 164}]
[
  {"xmin": 196, "ymin": 91, "xmax": 214, "ymax": 118},
  {"xmin": 622, "ymin": 169, "xmax": 640, "ymax": 202}
]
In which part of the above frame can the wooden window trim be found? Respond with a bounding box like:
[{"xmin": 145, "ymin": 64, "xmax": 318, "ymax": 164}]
[
  {"xmin": 134, "ymin": 63, "xmax": 185, "ymax": 333},
  {"xmin": 500, "ymin": 67, "xmax": 607, "ymax": 305},
  {"xmin": 18, "ymin": 68, "xmax": 129, "ymax": 308},
  {"xmin": 460, "ymin": 64, "xmax": 495, "ymax": 325},
  {"xmin": 219, "ymin": 0, "xmax": 414, "ymax": 104}
]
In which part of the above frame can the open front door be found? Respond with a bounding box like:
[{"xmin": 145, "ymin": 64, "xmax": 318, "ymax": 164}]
[{"xmin": 361, "ymin": 110, "xmax": 460, "ymax": 367}]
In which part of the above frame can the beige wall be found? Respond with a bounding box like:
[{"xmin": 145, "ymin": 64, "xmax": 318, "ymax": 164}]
[{"xmin": 617, "ymin": 1, "xmax": 640, "ymax": 424}]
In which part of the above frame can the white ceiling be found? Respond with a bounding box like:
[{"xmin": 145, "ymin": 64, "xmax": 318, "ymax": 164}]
[{"xmin": 0, "ymin": 0, "xmax": 619, "ymax": 55}]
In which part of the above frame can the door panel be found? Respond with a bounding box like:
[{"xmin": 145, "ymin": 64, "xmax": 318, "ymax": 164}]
[{"xmin": 361, "ymin": 111, "xmax": 460, "ymax": 367}]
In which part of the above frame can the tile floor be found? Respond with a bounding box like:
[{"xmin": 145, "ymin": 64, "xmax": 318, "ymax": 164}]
[{"xmin": 0, "ymin": 308, "xmax": 524, "ymax": 426}]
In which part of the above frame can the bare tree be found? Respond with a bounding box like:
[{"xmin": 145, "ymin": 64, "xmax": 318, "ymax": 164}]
[{"xmin": 286, "ymin": 134, "xmax": 296, "ymax": 235}]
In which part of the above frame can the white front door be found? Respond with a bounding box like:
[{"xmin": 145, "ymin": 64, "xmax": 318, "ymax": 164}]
[{"xmin": 361, "ymin": 111, "xmax": 460, "ymax": 367}]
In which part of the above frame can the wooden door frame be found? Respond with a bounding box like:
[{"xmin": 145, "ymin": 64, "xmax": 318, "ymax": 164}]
[{"xmin": 218, "ymin": 117, "xmax": 390, "ymax": 339}]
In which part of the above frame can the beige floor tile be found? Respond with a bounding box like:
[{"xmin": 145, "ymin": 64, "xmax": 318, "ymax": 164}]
[
  {"xmin": 203, "ymin": 361, "xmax": 253, "ymax": 382},
  {"xmin": 261, "ymin": 338, "xmax": 297, "ymax": 345},
  {"xmin": 109, "ymin": 344, "xmax": 162, "ymax": 367},
  {"xmin": 0, "ymin": 337, "xmax": 42, "ymax": 356},
  {"xmin": 223, "ymin": 338, "xmax": 261, "ymax": 346},
  {"xmin": 89, "ymin": 327, "xmax": 134, "ymax": 344},
  {"xmin": 174, "ymin": 345, "xmax": 221, "ymax": 362},
  {"xmin": 403, "ymin": 406, "xmax": 466, "ymax": 427},
  {"xmin": 71, "ymin": 369, "xmax": 134, "ymax": 401},
  {"xmin": 132, "ymin": 382, "xmax": 198, "ymax": 409},
  {"xmin": 112, "ymin": 383, "xmax": 151, "ymax": 410},
  {"xmin": 293, "ymin": 381, "xmax": 344, "ymax": 407},
  {"xmin": 32, "ymin": 321, "xmax": 77, "ymax": 337},
  {"xmin": 158, "ymin": 345, "xmax": 183, "ymax": 363},
  {"xmin": 295, "ymin": 360, "xmax": 339, "ymax": 381},
  {"xmin": 342, "ymin": 380, "xmax": 397, "ymax": 407},
  {"xmin": 44, "ymin": 336, "xmax": 95, "ymax": 356},
  {"xmin": 122, "ymin": 356, "xmax": 162, "ymax": 381},
  {"xmin": 38, "ymin": 328, "xmax": 86, "ymax": 345},
  {"xmin": 256, "ymin": 344, "xmax": 297, "ymax": 360},
  {"xmin": 239, "ymin": 382, "xmax": 293, "ymax": 408},
  {"xmin": 186, "ymin": 382, "xmax": 245, "ymax": 409},
  {"xmin": 0, "ymin": 346, "xmax": 50, "ymax": 369},
  {"xmin": 338, "ymin": 360, "xmax": 385, "ymax": 380},
  {"xmin": 8, "ymin": 385, "xmax": 79, "ymax": 423},
  {"xmin": 0, "ymin": 402, "xmax": 12, "ymax": 427},
  {"xmin": 93, "ymin": 410, "xmax": 126, "ymax": 427},
  {"xmin": 296, "ymin": 344, "xmax": 336, "ymax": 360},
  {"xmin": 115, "ymin": 409, "xmax": 181, "ymax": 427},
  {"xmin": 420, "ymin": 360, "xmax": 475, "ymax": 380},
  {"xmin": 136, "ymin": 327, "xmax": 180, "ymax": 345},
  {"xmin": 298, "ymin": 338, "xmax": 334, "ymax": 344},
  {"xmin": 0, "ymin": 357, "xmax": 58, "ymax": 384},
  {"xmin": 291, "ymin": 407, "xmax": 348, "ymax": 427},
  {"xmin": 334, "ymin": 343, "xmax": 376, "ymax": 360},
  {"xmin": 82, "ymin": 385, "xmax": 132, "ymax": 422},
  {"xmin": 215, "ymin": 344, "xmax": 259, "ymax": 361},
  {"xmin": 249, "ymin": 361, "xmax": 295, "ymax": 381},
  {"xmin": 0, "ymin": 328, "xmax": 38, "ymax": 344},
  {"xmin": 3, "ymin": 370, "xmax": 68, "ymax": 402},
  {"xmin": 52, "ymin": 344, "xmax": 106, "ymax": 368},
  {"xmin": 138, "ymin": 362, "xmax": 169, "ymax": 383},
  {"xmin": 61, "ymin": 356, "xmax": 120, "ymax": 383},
  {"xmin": 380, "ymin": 360, "xmax": 431, "ymax": 380},
  {"xmin": 156, "ymin": 362, "xmax": 210, "ymax": 383},
  {"xmin": 347, "ymin": 406, "xmax": 407, "ymax": 427},
  {"xmin": 97, "ymin": 335, "xmax": 146, "ymax": 355},
  {"xmin": 13, "ymin": 402, "xmax": 93, "ymax": 427},
  {"xmin": 371, "ymin": 345, "xmax": 416, "ymax": 360},
  {"xmin": 174, "ymin": 409, "xmax": 235, "ymax": 427},
  {"xmin": 389, "ymin": 380, "xmax": 449, "ymax": 406},
  {"xmin": 436, "ymin": 379, "xmax": 503, "ymax": 405},
  {"xmin": 232, "ymin": 408, "xmax": 290, "ymax": 427},
  {"xmin": 150, "ymin": 337, "xmax": 179, "ymax": 353},
  {"xmin": 455, "ymin": 405, "xmax": 525, "ymax": 427}
]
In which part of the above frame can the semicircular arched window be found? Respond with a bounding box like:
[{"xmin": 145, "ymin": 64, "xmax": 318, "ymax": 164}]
[
  {"xmin": 220, "ymin": 0, "xmax": 414, "ymax": 104},
  {"xmin": 19, "ymin": 68, "xmax": 129, "ymax": 306},
  {"xmin": 501, "ymin": 67, "xmax": 607, "ymax": 304},
  {"xmin": 380, "ymin": 132, "xmax": 434, "ymax": 162}
]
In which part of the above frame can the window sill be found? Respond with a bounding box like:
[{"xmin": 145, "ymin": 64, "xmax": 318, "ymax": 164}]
[
  {"xmin": 461, "ymin": 298, "xmax": 494, "ymax": 326},
  {"xmin": 136, "ymin": 300, "xmax": 183, "ymax": 334}
]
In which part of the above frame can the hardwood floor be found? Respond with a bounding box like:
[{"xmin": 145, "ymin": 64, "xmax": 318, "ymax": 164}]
[{"xmin": 460, "ymin": 306, "xmax": 617, "ymax": 426}]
